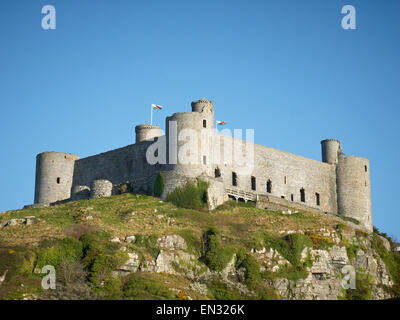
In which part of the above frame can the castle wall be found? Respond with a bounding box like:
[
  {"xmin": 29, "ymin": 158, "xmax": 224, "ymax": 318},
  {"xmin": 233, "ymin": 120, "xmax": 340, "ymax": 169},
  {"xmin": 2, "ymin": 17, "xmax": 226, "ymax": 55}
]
[
  {"xmin": 31, "ymin": 97, "xmax": 372, "ymax": 233},
  {"xmin": 71, "ymin": 141, "xmax": 163, "ymax": 197},
  {"xmin": 214, "ymin": 133, "xmax": 338, "ymax": 214}
]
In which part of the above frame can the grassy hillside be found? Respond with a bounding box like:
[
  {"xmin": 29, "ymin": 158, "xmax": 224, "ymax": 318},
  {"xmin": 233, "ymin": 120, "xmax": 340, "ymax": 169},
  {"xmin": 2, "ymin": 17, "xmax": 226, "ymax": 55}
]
[{"xmin": 0, "ymin": 193, "xmax": 398, "ymax": 300}]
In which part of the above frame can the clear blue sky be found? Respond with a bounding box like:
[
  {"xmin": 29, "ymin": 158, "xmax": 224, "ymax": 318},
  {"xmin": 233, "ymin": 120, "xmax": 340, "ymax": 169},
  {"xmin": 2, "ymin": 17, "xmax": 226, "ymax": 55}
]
[{"xmin": 0, "ymin": 0, "xmax": 399, "ymax": 239}]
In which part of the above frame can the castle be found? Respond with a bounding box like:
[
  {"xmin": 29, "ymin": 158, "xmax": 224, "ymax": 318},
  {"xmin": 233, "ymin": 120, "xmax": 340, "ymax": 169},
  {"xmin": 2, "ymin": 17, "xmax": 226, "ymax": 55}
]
[{"xmin": 31, "ymin": 98, "xmax": 373, "ymax": 232}]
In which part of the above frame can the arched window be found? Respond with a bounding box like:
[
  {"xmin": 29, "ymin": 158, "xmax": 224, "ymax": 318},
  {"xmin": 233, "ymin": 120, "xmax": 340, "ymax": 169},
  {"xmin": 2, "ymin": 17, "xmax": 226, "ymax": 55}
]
[
  {"xmin": 266, "ymin": 179, "xmax": 272, "ymax": 193},
  {"xmin": 203, "ymin": 119, "xmax": 207, "ymax": 128},
  {"xmin": 57, "ymin": 177, "xmax": 61, "ymax": 184},
  {"xmin": 215, "ymin": 168, "xmax": 221, "ymax": 178}
]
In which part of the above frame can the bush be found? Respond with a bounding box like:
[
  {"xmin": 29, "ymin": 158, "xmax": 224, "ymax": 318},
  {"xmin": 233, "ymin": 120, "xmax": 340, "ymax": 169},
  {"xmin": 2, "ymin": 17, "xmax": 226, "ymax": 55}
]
[
  {"xmin": 207, "ymin": 278, "xmax": 241, "ymax": 300},
  {"xmin": 117, "ymin": 181, "xmax": 134, "ymax": 194},
  {"xmin": 87, "ymin": 251, "xmax": 127, "ymax": 285},
  {"xmin": 78, "ymin": 230, "xmax": 127, "ymax": 285},
  {"xmin": 250, "ymin": 231, "xmax": 313, "ymax": 282},
  {"xmin": 123, "ymin": 274, "xmax": 176, "ymax": 300},
  {"xmin": 94, "ymin": 278, "xmax": 123, "ymax": 300},
  {"xmin": 240, "ymin": 254, "xmax": 260, "ymax": 287},
  {"xmin": 250, "ymin": 232, "xmax": 312, "ymax": 268},
  {"xmin": 167, "ymin": 180, "xmax": 209, "ymax": 209},
  {"xmin": 372, "ymin": 233, "xmax": 400, "ymax": 285},
  {"xmin": 80, "ymin": 230, "xmax": 117, "ymax": 261},
  {"xmin": 36, "ymin": 237, "xmax": 83, "ymax": 270},
  {"xmin": 343, "ymin": 271, "xmax": 372, "ymax": 300},
  {"xmin": 153, "ymin": 172, "xmax": 165, "ymax": 197},
  {"xmin": 234, "ymin": 246, "xmax": 247, "ymax": 268},
  {"xmin": 177, "ymin": 229, "xmax": 203, "ymax": 254},
  {"xmin": 203, "ymin": 228, "xmax": 235, "ymax": 272},
  {"xmin": 134, "ymin": 234, "xmax": 160, "ymax": 259}
]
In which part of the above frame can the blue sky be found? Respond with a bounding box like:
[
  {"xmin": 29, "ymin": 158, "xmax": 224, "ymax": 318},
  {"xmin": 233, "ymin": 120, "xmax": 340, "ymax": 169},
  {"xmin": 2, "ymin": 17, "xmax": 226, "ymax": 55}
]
[{"xmin": 0, "ymin": 0, "xmax": 399, "ymax": 239}]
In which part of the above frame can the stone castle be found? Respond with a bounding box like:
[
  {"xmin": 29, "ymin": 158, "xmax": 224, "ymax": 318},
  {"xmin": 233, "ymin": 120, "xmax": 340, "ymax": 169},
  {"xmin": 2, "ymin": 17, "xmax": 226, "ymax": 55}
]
[{"xmin": 31, "ymin": 98, "xmax": 373, "ymax": 232}]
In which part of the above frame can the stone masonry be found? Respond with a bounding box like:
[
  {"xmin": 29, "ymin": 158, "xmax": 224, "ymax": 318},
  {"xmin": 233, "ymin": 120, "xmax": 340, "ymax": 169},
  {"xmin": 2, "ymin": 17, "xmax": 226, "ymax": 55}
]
[{"xmin": 31, "ymin": 98, "xmax": 373, "ymax": 232}]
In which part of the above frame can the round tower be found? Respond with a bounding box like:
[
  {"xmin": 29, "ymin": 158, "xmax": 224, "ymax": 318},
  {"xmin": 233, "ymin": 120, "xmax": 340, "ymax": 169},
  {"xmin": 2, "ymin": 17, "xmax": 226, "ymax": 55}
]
[
  {"xmin": 191, "ymin": 97, "xmax": 215, "ymax": 115},
  {"xmin": 336, "ymin": 154, "xmax": 373, "ymax": 232},
  {"xmin": 321, "ymin": 139, "xmax": 341, "ymax": 164},
  {"xmin": 90, "ymin": 179, "xmax": 113, "ymax": 198},
  {"xmin": 34, "ymin": 152, "xmax": 79, "ymax": 205},
  {"xmin": 166, "ymin": 98, "xmax": 215, "ymax": 177},
  {"xmin": 135, "ymin": 124, "xmax": 162, "ymax": 143}
]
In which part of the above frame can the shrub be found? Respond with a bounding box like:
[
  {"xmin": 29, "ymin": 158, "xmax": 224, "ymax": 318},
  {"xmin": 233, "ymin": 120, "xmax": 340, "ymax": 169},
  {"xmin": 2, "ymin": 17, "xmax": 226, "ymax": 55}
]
[
  {"xmin": 153, "ymin": 172, "xmax": 165, "ymax": 197},
  {"xmin": 80, "ymin": 230, "xmax": 117, "ymax": 261},
  {"xmin": 305, "ymin": 232, "xmax": 333, "ymax": 250},
  {"xmin": 57, "ymin": 260, "xmax": 87, "ymax": 285},
  {"xmin": 177, "ymin": 229, "xmax": 202, "ymax": 254},
  {"xmin": 344, "ymin": 271, "xmax": 372, "ymax": 300},
  {"xmin": 42, "ymin": 260, "xmax": 97, "ymax": 300},
  {"xmin": 240, "ymin": 254, "xmax": 260, "ymax": 287},
  {"xmin": 0, "ymin": 247, "xmax": 37, "ymax": 279},
  {"xmin": 87, "ymin": 251, "xmax": 127, "ymax": 285},
  {"xmin": 372, "ymin": 233, "xmax": 400, "ymax": 285},
  {"xmin": 117, "ymin": 181, "xmax": 134, "ymax": 194},
  {"xmin": 234, "ymin": 246, "xmax": 247, "ymax": 268},
  {"xmin": 94, "ymin": 278, "xmax": 123, "ymax": 300},
  {"xmin": 36, "ymin": 237, "xmax": 83, "ymax": 270},
  {"xmin": 250, "ymin": 231, "xmax": 313, "ymax": 282},
  {"xmin": 134, "ymin": 234, "xmax": 160, "ymax": 259},
  {"xmin": 123, "ymin": 274, "xmax": 176, "ymax": 300},
  {"xmin": 207, "ymin": 278, "xmax": 241, "ymax": 300},
  {"xmin": 167, "ymin": 180, "xmax": 209, "ymax": 209},
  {"xmin": 250, "ymin": 232, "xmax": 312, "ymax": 268},
  {"xmin": 203, "ymin": 229, "xmax": 235, "ymax": 272}
]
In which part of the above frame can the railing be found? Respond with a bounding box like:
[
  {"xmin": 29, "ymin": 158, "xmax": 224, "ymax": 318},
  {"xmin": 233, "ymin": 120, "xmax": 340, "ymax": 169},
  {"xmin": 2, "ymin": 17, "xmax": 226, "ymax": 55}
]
[{"xmin": 225, "ymin": 188, "xmax": 257, "ymax": 201}]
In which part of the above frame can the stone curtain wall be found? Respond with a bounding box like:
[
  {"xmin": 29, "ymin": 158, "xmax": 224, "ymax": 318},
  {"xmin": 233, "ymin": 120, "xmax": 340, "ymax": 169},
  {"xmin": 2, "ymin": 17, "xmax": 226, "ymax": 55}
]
[
  {"xmin": 71, "ymin": 141, "xmax": 162, "ymax": 197},
  {"xmin": 214, "ymin": 133, "xmax": 338, "ymax": 214},
  {"xmin": 72, "ymin": 145, "xmax": 134, "ymax": 192}
]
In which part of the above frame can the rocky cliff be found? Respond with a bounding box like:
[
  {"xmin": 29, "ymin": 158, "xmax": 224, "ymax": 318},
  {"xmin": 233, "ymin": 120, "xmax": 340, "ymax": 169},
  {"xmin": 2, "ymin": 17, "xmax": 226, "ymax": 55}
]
[{"xmin": 0, "ymin": 193, "xmax": 399, "ymax": 300}]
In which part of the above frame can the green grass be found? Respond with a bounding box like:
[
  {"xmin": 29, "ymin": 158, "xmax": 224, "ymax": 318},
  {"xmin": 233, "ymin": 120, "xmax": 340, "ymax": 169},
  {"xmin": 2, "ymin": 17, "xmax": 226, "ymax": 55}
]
[
  {"xmin": 0, "ymin": 192, "xmax": 399, "ymax": 300},
  {"xmin": 340, "ymin": 216, "xmax": 360, "ymax": 225},
  {"xmin": 123, "ymin": 273, "xmax": 176, "ymax": 300}
]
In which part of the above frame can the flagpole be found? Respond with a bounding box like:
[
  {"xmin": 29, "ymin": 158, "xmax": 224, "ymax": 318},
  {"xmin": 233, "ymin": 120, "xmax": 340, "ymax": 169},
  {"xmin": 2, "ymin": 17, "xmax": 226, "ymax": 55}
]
[{"xmin": 150, "ymin": 105, "xmax": 153, "ymax": 125}]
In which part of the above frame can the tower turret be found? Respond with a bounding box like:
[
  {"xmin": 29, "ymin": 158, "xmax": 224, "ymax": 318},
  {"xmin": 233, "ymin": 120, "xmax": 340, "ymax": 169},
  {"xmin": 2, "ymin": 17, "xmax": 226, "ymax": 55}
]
[
  {"xmin": 191, "ymin": 97, "xmax": 214, "ymax": 114},
  {"xmin": 321, "ymin": 139, "xmax": 341, "ymax": 164},
  {"xmin": 165, "ymin": 98, "xmax": 215, "ymax": 178},
  {"xmin": 34, "ymin": 152, "xmax": 79, "ymax": 205},
  {"xmin": 135, "ymin": 124, "xmax": 162, "ymax": 143},
  {"xmin": 336, "ymin": 154, "xmax": 373, "ymax": 232}
]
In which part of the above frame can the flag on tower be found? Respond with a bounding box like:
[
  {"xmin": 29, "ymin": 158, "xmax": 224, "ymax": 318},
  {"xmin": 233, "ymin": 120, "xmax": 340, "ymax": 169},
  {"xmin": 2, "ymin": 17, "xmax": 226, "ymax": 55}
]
[
  {"xmin": 216, "ymin": 120, "xmax": 226, "ymax": 126},
  {"xmin": 152, "ymin": 104, "xmax": 163, "ymax": 110}
]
